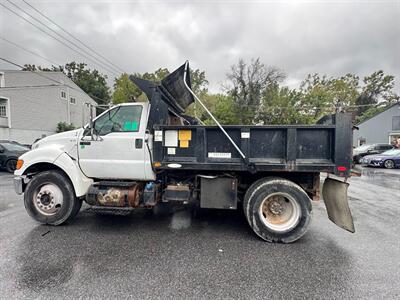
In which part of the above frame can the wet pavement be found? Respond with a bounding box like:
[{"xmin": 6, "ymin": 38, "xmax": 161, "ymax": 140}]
[{"xmin": 0, "ymin": 168, "xmax": 399, "ymax": 299}]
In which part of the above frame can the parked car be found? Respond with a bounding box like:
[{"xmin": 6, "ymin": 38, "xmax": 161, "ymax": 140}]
[
  {"xmin": 362, "ymin": 149, "xmax": 400, "ymax": 169},
  {"xmin": 0, "ymin": 141, "xmax": 30, "ymax": 173},
  {"xmin": 353, "ymin": 143, "xmax": 394, "ymax": 164}
]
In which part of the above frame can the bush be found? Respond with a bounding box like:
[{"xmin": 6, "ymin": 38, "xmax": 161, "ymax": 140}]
[{"xmin": 56, "ymin": 122, "xmax": 75, "ymax": 133}]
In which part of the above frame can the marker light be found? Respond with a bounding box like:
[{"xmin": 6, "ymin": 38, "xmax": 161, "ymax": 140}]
[{"xmin": 16, "ymin": 159, "xmax": 24, "ymax": 170}]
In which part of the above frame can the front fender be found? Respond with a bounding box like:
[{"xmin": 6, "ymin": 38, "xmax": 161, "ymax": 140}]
[
  {"xmin": 15, "ymin": 147, "xmax": 64, "ymax": 175},
  {"xmin": 15, "ymin": 148, "xmax": 93, "ymax": 197}
]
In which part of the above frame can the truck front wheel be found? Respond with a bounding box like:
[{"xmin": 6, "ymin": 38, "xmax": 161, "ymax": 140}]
[
  {"xmin": 243, "ymin": 178, "xmax": 312, "ymax": 243},
  {"xmin": 24, "ymin": 170, "xmax": 78, "ymax": 225}
]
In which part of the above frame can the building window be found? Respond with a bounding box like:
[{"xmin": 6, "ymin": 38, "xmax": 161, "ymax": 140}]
[
  {"xmin": 61, "ymin": 90, "xmax": 66, "ymax": 99},
  {"xmin": 392, "ymin": 116, "xmax": 400, "ymax": 131},
  {"xmin": 0, "ymin": 104, "xmax": 6, "ymax": 117},
  {"xmin": 70, "ymin": 97, "xmax": 76, "ymax": 105},
  {"xmin": 0, "ymin": 72, "xmax": 4, "ymax": 88}
]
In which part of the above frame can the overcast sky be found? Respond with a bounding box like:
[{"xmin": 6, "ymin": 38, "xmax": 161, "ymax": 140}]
[{"xmin": 0, "ymin": 0, "xmax": 399, "ymax": 92}]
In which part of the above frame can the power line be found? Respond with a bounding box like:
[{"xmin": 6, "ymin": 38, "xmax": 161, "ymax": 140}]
[
  {"xmin": 4, "ymin": 0, "xmax": 121, "ymax": 75},
  {"xmin": 0, "ymin": 36, "xmax": 61, "ymax": 66},
  {"xmin": 0, "ymin": 57, "xmax": 109, "ymax": 104},
  {"xmin": 3, "ymin": 0, "xmax": 120, "ymax": 75},
  {"xmin": 22, "ymin": 0, "xmax": 127, "ymax": 74},
  {"xmin": 0, "ymin": 1, "xmax": 120, "ymax": 77}
]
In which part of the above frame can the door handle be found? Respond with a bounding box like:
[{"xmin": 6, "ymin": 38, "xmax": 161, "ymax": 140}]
[{"xmin": 135, "ymin": 139, "xmax": 143, "ymax": 149}]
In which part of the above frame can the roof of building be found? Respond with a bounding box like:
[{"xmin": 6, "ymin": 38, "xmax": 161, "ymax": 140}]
[
  {"xmin": 0, "ymin": 69, "xmax": 87, "ymax": 95},
  {"xmin": 356, "ymin": 102, "xmax": 400, "ymax": 126}
]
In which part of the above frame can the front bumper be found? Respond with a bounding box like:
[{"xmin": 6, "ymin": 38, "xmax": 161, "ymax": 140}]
[
  {"xmin": 362, "ymin": 158, "xmax": 384, "ymax": 167},
  {"xmin": 14, "ymin": 176, "xmax": 24, "ymax": 195}
]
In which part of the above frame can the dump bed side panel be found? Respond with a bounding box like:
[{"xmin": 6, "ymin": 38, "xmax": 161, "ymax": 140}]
[{"xmin": 153, "ymin": 114, "xmax": 352, "ymax": 176}]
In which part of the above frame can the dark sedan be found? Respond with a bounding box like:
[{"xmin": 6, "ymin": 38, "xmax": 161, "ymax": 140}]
[
  {"xmin": 362, "ymin": 149, "xmax": 400, "ymax": 169},
  {"xmin": 0, "ymin": 141, "xmax": 30, "ymax": 173},
  {"xmin": 353, "ymin": 143, "xmax": 394, "ymax": 164}
]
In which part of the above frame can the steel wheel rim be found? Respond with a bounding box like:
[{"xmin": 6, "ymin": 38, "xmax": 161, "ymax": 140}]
[
  {"xmin": 385, "ymin": 160, "xmax": 394, "ymax": 168},
  {"xmin": 33, "ymin": 183, "xmax": 63, "ymax": 216},
  {"xmin": 258, "ymin": 192, "xmax": 301, "ymax": 232}
]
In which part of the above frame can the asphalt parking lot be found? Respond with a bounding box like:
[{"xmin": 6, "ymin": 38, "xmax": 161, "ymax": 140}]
[{"xmin": 1, "ymin": 167, "xmax": 399, "ymax": 299}]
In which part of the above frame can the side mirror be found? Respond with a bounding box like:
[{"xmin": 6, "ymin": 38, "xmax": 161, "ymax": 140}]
[
  {"xmin": 82, "ymin": 103, "xmax": 96, "ymax": 140},
  {"xmin": 0, "ymin": 148, "xmax": 4, "ymax": 153}
]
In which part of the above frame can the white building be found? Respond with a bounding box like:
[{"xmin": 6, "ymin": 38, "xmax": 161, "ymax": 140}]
[
  {"xmin": 353, "ymin": 102, "xmax": 400, "ymax": 147},
  {"xmin": 0, "ymin": 70, "xmax": 97, "ymax": 144}
]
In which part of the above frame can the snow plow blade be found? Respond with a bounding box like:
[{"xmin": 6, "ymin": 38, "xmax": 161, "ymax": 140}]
[{"xmin": 322, "ymin": 177, "xmax": 355, "ymax": 233}]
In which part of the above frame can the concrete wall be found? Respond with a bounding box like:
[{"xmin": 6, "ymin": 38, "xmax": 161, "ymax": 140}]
[{"xmin": 353, "ymin": 104, "xmax": 400, "ymax": 147}]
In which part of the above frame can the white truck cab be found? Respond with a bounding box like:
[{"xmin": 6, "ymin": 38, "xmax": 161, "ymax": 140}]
[{"xmin": 15, "ymin": 102, "xmax": 154, "ymax": 197}]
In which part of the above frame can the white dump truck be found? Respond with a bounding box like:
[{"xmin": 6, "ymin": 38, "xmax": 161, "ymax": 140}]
[{"xmin": 14, "ymin": 62, "xmax": 354, "ymax": 243}]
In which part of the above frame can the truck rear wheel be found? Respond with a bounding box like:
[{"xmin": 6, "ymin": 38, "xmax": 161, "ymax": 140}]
[
  {"xmin": 24, "ymin": 170, "xmax": 78, "ymax": 225},
  {"xmin": 243, "ymin": 177, "xmax": 312, "ymax": 243}
]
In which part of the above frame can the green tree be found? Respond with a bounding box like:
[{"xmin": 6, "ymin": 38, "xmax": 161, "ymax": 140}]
[
  {"xmin": 259, "ymin": 85, "xmax": 313, "ymax": 125},
  {"xmin": 210, "ymin": 94, "xmax": 240, "ymax": 125},
  {"xmin": 63, "ymin": 62, "xmax": 111, "ymax": 106},
  {"xmin": 298, "ymin": 73, "xmax": 360, "ymax": 122},
  {"xmin": 356, "ymin": 70, "xmax": 399, "ymax": 115},
  {"xmin": 23, "ymin": 64, "xmax": 62, "ymax": 71},
  {"xmin": 56, "ymin": 122, "xmax": 75, "ymax": 133},
  {"xmin": 225, "ymin": 58, "xmax": 286, "ymax": 124},
  {"xmin": 112, "ymin": 73, "xmax": 141, "ymax": 104},
  {"xmin": 190, "ymin": 68, "xmax": 209, "ymax": 95}
]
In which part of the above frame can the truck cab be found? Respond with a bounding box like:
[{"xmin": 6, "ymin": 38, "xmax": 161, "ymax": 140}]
[{"xmin": 78, "ymin": 102, "xmax": 154, "ymax": 180}]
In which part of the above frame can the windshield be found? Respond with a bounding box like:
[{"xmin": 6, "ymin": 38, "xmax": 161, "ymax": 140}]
[
  {"xmin": 354, "ymin": 145, "xmax": 371, "ymax": 151},
  {"xmin": 381, "ymin": 149, "xmax": 400, "ymax": 156},
  {"xmin": 1, "ymin": 142, "xmax": 30, "ymax": 152}
]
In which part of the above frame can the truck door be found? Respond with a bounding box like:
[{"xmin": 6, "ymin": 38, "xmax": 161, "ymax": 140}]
[{"xmin": 78, "ymin": 103, "xmax": 152, "ymax": 180}]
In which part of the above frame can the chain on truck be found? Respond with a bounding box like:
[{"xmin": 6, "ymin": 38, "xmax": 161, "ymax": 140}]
[{"xmin": 13, "ymin": 62, "xmax": 355, "ymax": 243}]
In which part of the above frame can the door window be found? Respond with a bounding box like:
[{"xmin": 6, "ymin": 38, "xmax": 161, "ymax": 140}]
[
  {"xmin": 94, "ymin": 105, "xmax": 143, "ymax": 136},
  {"xmin": 376, "ymin": 145, "xmax": 391, "ymax": 150}
]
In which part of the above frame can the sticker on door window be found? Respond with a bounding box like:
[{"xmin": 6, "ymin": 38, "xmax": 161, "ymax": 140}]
[{"xmin": 123, "ymin": 121, "xmax": 139, "ymax": 131}]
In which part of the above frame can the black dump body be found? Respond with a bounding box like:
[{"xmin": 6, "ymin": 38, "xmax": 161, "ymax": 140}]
[
  {"xmin": 152, "ymin": 113, "xmax": 352, "ymax": 177},
  {"xmin": 131, "ymin": 62, "xmax": 353, "ymax": 177}
]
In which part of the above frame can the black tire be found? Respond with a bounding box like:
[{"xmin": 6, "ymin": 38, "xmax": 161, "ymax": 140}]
[
  {"xmin": 243, "ymin": 177, "xmax": 312, "ymax": 243},
  {"xmin": 5, "ymin": 159, "xmax": 17, "ymax": 173},
  {"xmin": 384, "ymin": 160, "xmax": 395, "ymax": 169},
  {"xmin": 24, "ymin": 170, "xmax": 78, "ymax": 225},
  {"xmin": 68, "ymin": 198, "xmax": 83, "ymax": 220}
]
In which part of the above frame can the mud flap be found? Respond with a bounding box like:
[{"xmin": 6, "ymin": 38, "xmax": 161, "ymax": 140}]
[{"xmin": 322, "ymin": 177, "xmax": 355, "ymax": 233}]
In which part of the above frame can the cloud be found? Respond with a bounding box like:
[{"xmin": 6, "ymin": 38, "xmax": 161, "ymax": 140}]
[{"xmin": 1, "ymin": 0, "xmax": 399, "ymax": 92}]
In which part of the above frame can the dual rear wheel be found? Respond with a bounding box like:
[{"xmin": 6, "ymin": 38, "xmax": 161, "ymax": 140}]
[{"xmin": 243, "ymin": 178, "xmax": 312, "ymax": 243}]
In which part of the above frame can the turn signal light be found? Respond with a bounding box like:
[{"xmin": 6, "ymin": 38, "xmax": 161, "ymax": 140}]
[
  {"xmin": 16, "ymin": 159, "xmax": 24, "ymax": 170},
  {"xmin": 337, "ymin": 166, "xmax": 347, "ymax": 172},
  {"xmin": 153, "ymin": 162, "xmax": 161, "ymax": 167}
]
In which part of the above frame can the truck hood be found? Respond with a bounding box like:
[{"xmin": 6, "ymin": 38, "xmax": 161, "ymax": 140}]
[{"xmin": 33, "ymin": 128, "xmax": 82, "ymax": 156}]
